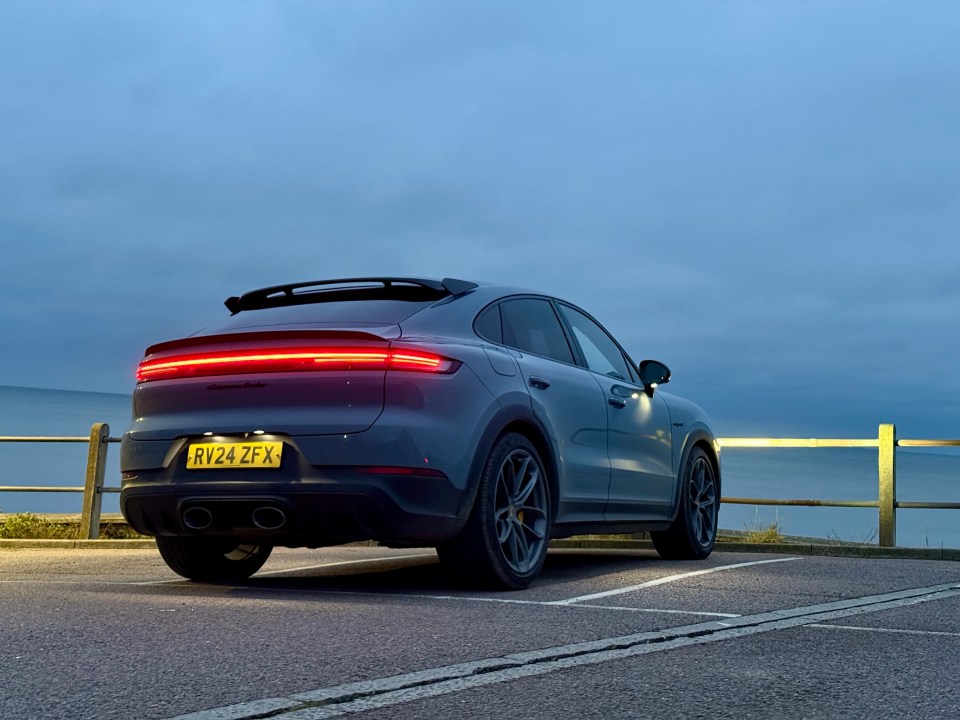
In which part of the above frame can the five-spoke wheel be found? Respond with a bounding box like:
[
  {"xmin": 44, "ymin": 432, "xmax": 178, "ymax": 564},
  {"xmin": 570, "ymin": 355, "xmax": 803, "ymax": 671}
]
[
  {"xmin": 438, "ymin": 433, "xmax": 552, "ymax": 589},
  {"xmin": 652, "ymin": 446, "xmax": 718, "ymax": 560}
]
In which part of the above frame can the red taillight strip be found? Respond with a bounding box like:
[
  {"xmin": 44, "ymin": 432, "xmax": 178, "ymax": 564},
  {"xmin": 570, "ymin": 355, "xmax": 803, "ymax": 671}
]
[{"xmin": 136, "ymin": 348, "xmax": 458, "ymax": 382}]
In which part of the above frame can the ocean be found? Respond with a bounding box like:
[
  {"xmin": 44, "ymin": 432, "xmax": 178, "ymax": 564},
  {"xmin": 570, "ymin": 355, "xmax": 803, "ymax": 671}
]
[
  {"xmin": 0, "ymin": 385, "xmax": 133, "ymax": 515},
  {"xmin": 2, "ymin": 385, "xmax": 958, "ymax": 548}
]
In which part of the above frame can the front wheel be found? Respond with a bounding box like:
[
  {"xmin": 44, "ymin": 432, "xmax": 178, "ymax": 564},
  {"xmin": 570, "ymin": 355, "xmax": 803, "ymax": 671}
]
[
  {"xmin": 438, "ymin": 433, "xmax": 552, "ymax": 590},
  {"xmin": 652, "ymin": 447, "xmax": 718, "ymax": 560},
  {"xmin": 155, "ymin": 537, "xmax": 272, "ymax": 581}
]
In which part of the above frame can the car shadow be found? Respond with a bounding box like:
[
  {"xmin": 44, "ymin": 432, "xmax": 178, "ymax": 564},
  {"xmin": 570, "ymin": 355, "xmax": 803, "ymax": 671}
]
[{"xmin": 136, "ymin": 547, "xmax": 669, "ymax": 600}]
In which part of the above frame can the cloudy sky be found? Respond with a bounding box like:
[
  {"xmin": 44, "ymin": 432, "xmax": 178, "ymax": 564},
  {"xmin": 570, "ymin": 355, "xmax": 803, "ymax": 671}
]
[{"xmin": 2, "ymin": 1, "xmax": 959, "ymax": 438}]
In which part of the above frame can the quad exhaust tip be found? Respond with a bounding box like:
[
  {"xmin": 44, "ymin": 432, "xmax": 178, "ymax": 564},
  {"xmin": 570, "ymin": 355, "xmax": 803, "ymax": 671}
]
[{"xmin": 252, "ymin": 506, "xmax": 286, "ymax": 530}]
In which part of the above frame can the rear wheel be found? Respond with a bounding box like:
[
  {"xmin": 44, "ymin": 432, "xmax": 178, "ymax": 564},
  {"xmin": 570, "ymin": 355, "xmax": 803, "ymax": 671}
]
[
  {"xmin": 439, "ymin": 433, "xmax": 551, "ymax": 590},
  {"xmin": 155, "ymin": 537, "xmax": 272, "ymax": 581},
  {"xmin": 652, "ymin": 447, "xmax": 718, "ymax": 560}
]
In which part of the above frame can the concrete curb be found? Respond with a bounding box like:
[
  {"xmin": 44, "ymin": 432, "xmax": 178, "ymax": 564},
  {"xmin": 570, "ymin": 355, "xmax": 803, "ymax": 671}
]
[{"xmin": 0, "ymin": 539, "xmax": 157, "ymax": 549}]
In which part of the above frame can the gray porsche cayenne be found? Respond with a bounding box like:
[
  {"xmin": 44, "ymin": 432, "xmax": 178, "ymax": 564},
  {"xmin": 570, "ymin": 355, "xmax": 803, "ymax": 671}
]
[{"xmin": 121, "ymin": 277, "xmax": 720, "ymax": 589}]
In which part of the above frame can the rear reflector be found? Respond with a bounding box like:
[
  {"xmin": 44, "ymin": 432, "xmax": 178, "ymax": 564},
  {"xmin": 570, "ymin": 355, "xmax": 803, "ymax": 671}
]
[
  {"xmin": 136, "ymin": 348, "xmax": 460, "ymax": 383},
  {"xmin": 355, "ymin": 466, "xmax": 449, "ymax": 479}
]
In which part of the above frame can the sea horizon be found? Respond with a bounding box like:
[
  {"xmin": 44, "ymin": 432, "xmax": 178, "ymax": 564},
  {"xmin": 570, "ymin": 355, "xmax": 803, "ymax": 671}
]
[{"xmin": 2, "ymin": 385, "xmax": 958, "ymax": 549}]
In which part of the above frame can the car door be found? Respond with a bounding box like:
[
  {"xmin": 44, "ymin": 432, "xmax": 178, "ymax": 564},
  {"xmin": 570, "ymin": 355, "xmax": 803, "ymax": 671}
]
[
  {"xmin": 495, "ymin": 297, "xmax": 611, "ymax": 525},
  {"xmin": 555, "ymin": 303, "xmax": 676, "ymax": 521}
]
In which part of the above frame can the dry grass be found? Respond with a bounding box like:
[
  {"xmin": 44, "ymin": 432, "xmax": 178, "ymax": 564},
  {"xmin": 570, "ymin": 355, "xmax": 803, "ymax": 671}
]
[
  {"xmin": 741, "ymin": 520, "xmax": 786, "ymax": 543},
  {"xmin": 0, "ymin": 513, "xmax": 146, "ymax": 539}
]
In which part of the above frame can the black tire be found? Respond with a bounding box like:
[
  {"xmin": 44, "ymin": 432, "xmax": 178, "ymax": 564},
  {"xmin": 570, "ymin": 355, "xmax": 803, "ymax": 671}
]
[
  {"xmin": 438, "ymin": 433, "xmax": 552, "ymax": 590},
  {"xmin": 155, "ymin": 537, "xmax": 272, "ymax": 581},
  {"xmin": 651, "ymin": 446, "xmax": 718, "ymax": 560}
]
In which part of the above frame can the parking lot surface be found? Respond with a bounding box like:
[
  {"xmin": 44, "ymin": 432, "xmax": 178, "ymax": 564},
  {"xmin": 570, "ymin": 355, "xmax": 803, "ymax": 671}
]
[{"xmin": 2, "ymin": 546, "xmax": 959, "ymax": 719}]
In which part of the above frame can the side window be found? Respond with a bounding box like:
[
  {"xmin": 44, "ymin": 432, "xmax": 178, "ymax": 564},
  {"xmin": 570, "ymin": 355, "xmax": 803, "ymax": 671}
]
[
  {"xmin": 500, "ymin": 299, "xmax": 575, "ymax": 364},
  {"xmin": 474, "ymin": 304, "xmax": 502, "ymax": 344},
  {"xmin": 558, "ymin": 304, "xmax": 634, "ymax": 381}
]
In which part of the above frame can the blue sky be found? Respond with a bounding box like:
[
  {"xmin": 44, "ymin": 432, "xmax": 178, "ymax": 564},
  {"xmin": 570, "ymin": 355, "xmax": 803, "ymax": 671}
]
[{"xmin": 2, "ymin": 1, "xmax": 959, "ymax": 438}]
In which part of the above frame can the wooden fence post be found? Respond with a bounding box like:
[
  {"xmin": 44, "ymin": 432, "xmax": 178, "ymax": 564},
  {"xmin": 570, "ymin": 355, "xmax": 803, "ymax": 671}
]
[
  {"xmin": 79, "ymin": 423, "xmax": 109, "ymax": 540},
  {"xmin": 878, "ymin": 423, "xmax": 896, "ymax": 547}
]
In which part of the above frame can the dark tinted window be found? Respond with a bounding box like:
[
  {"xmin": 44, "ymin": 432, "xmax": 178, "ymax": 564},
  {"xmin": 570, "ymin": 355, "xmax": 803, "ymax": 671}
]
[
  {"xmin": 221, "ymin": 299, "xmax": 434, "ymax": 329},
  {"xmin": 474, "ymin": 305, "xmax": 503, "ymax": 344},
  {"xmin": 558, "ymin": 304, "xmax": 634, "ymax": 381},
  {"xmin": 500, "ymin": 299, "xmax": 575, "ymax": 364}
]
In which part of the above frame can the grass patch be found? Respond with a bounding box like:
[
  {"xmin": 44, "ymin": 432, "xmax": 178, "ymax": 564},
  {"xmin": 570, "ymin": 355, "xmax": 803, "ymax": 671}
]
[
  {"xmin": 0, "ymin": 513, "xmax": 147, "ymax": 540},
  {"xmin": 0, "ymin": 513, "xmax": 77, "ymax": 539},
  {"xmin": 742, "ymin": 521, "xmax": 786, "ymax": 543}
]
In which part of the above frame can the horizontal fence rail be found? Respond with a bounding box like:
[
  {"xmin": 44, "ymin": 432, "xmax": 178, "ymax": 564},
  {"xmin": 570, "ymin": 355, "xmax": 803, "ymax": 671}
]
[
  {"xmin": 1, "ymin": 423, "xmax": 958, "ymax": 546},
  {"xmin": 0, "ymin": 424, "xmax": 121, "ymax": 539},
  {"xmin": 718, "ymin": 424, "xmax": 960, "ymax": 547}
]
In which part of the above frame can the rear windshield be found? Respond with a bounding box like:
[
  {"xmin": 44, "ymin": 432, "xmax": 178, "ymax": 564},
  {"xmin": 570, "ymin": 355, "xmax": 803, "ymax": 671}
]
[{"xmin": 220, "ymin": 299, "xmax": 436, "ymax": 329}]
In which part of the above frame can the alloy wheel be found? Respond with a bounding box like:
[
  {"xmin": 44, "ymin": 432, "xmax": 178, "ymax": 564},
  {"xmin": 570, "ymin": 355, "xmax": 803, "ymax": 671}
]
[
  {"xmin": 493, "ymin": 448, "xmax": 549, "ymax": 574},
  {"xmin": 688, "ymin": 455, "xmax": 718, "ymax": 547}
]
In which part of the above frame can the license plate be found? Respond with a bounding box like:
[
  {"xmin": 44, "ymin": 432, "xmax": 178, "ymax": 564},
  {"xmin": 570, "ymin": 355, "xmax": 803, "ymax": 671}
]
[{"xmin": 186, "ymin": 441, "xmax": 283, "ymax": 469}]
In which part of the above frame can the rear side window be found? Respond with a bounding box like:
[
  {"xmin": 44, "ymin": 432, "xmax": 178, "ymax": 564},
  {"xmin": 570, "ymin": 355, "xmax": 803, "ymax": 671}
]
[
  {"xmin": 474, "ymin": 305, "xmax": 503, "ymax": 344},
  {"xmin": 499, "ymin": 299, "xmax": 575, "ymax": 364}
]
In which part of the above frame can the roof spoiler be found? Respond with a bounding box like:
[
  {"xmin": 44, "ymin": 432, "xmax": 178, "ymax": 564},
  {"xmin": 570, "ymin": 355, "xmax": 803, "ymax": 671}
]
[{"xmin": 224, "ymin": 277, "xmax": 478, "ymax": 314}]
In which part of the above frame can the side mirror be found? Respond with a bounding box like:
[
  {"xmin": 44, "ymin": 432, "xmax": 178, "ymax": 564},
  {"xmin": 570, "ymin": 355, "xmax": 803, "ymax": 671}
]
[{"xmin": 637, "ymin": 360, "xmax": 671, "ymax": 397}]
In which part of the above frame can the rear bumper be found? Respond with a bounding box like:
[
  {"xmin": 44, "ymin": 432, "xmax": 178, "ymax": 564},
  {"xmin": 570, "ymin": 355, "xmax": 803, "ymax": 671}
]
[{"xmin": 121, "ymin": 469, "xmax": 467, "ymax": 547}]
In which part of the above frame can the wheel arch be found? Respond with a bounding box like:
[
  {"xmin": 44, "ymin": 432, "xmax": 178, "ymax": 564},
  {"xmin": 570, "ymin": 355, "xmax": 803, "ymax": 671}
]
[
  {"xmin": 462, "ymin": 406, "xmax": 560, "ymax": 524},
  {"xmin": 669, "ymin": 429, "xmax": 722, "ymax": 521}
]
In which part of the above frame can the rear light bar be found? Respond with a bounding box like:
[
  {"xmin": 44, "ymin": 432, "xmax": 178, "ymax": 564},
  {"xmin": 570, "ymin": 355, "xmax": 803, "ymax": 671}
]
[{"xmin": 136, "ymin": 347, "xmax": 460, "ymax": 383}]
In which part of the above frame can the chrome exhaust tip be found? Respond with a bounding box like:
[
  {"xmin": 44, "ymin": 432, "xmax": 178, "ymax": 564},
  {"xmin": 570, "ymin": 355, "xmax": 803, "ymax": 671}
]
[{"xmin": 252, "ymin": 506, "xmax": 286, "ymax": 530}]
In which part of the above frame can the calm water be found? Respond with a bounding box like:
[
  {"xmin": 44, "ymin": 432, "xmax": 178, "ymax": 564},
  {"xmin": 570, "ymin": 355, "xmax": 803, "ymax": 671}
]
[
  {"xmin": 2, "ymin": 385, "xmax": 958, "ymax": 548},
  {"xmin": 0, "ymin": 385, "xmax": 132, "ymax": 514},
  {"xmin": 721, "ymin": 447, "xmax": 960, "ymax": 549}
]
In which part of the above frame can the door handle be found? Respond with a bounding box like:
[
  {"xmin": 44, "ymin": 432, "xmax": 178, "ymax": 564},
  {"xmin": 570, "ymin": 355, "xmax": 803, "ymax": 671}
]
[
  {"xmin": 528, "ymin": 377, "xmax": 551, "ymax": 390},
  {"xmin": 608, "ymin": 397, "xmax": 627, "ymax": 409},
  {"xmin": 610, "ymin": 384, "xmax": 641, "ymax": 399}
]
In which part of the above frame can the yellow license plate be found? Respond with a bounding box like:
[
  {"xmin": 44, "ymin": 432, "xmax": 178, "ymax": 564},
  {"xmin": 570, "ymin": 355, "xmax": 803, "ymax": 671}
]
[{"xmin": 186, "ymin": 441, "xmax": 283, "ymax": 469}]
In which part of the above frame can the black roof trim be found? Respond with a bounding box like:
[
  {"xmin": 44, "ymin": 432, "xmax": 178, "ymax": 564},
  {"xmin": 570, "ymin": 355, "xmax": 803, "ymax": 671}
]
[{"xmin": 224, "ymin": 277, "xmax": 478, "ymax": 314}]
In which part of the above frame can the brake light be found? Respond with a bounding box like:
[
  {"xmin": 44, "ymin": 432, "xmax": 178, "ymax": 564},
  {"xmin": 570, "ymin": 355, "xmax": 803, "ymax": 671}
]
[{"xmin": 136, "ymin": 348, "xmax": 460, "ymax": 382}]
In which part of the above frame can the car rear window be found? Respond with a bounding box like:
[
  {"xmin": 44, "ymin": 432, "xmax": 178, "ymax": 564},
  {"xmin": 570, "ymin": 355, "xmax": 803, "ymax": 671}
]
[{"xmin": 220, "ymin": 299, "xmax": 437, "ymax": 328}]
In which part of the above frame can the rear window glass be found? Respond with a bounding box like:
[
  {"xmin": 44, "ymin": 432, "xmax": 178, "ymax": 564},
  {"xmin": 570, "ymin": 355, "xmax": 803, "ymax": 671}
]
[{"xmin": 221, "ymin": 299, "xmax": 436, "ymax": 328}]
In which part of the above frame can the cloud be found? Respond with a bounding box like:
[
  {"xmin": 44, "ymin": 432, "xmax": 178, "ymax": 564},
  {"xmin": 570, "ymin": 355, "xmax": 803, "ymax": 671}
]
[{"xmin": 2, "ymin": 0, "xmax": 959, "ymax": 438}]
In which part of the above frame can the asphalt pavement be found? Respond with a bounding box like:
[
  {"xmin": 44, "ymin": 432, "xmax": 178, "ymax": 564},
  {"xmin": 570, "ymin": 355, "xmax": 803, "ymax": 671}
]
[{"xmin": 2, "ymin": 545, "xmax": 959, "ymax": 719}]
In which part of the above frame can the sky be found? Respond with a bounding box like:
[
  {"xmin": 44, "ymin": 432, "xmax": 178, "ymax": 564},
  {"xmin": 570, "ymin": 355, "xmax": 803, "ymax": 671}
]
[{"xmin": 2, "ymin": 1, "xmax": 959, "ymax": 439}]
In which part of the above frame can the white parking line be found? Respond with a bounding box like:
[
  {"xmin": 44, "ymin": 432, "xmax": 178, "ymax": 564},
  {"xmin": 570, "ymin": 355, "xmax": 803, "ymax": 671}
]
[
  {"xmin": 134, "ymin": 553, "xmax": 437, "ymax": 585},
  {"xmin": 570, "ymin": 603, "xmax": 740, "ymax": 618},
  {"xmin": 810, "ymin": 624, "xmax": 960, "ymax": 638},
  {"xmin": 255, "ymin": 553, "xmax": 436, "ymax": 576},
  {"xmin": 394, "ymin": 592, "xmax": 739, "ymax": 618},
  {"xmin": 164, "ymin": 582, "xmax": 960, "ymax": 720},
  {"xmin": 552, "ymin": 556, "xmax": 802, "ymax": 605}
]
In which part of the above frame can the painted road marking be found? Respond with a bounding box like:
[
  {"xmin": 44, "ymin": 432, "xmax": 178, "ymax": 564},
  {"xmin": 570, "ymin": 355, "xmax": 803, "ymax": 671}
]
[
  {"xmin": 551, "ymin": 556, "xmax": 802, "ymax": 605},
  {"xmin": 1, "ymin": 555, "xmax": 782, "ymax": 621},
  {"xmin": 254, "ymin": 553, "xmax": 436, "ymax": 576},
  {"xmin": 163, "ymin": 582, "xmax": 960, "ymax": 720},
  {"xmin": 133, "ymin": 553, "xmax": 437, "ymax": 585},
  {"xmin": 810, "ymin": 624, "xmax": 960, "ymax": 638},
  {"xmin": 385, "ymin": 592, "xmax": 740, "ymax": 618}
]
